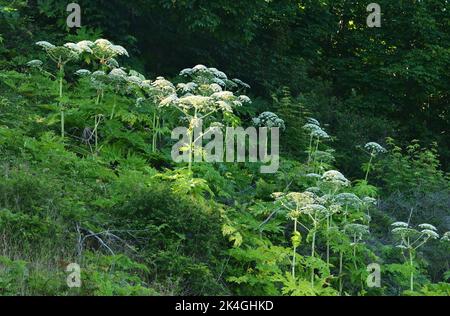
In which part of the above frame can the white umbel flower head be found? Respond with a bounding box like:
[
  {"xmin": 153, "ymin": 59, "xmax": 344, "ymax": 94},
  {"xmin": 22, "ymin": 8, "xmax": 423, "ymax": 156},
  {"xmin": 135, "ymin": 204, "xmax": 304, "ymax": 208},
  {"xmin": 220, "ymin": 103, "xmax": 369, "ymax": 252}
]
[
  {"xmin": 321, "ymin": 170, "xmax": 350, "ymax": 187},
  {"xmin": 391, "ymin": 221, "xmax": 409, "ymax": 228},
  {"xmin": 27, "ymin": 60, "xmax": 43, "ymax": 68},
  {"xmin": 36, "ymin": 41, "xmax": 55, "ymax": 50},
  {"xmin": 418, "ymin": 223, "xmax": 437, "ymax": 231},
  {"xmin": 441, "ymin": 232, "xmax": 450, "ymax": 242},
  {"xmin": 307, "ymin": 117, "xmax": 320, "ymax": 126},
  {"xmin": 64, "ymin": 42, "xmax": 83, "ymax": 54},
  {"xmin": 421, "ymin": 229, "xmax": 439, "ymax": 239},
  {"xmin": 253, "ymin": 112, "xmax": 285, "ymax": 130},
  {"xmin": 365, "ymin": 142, "xmax": 387, "ymax": 155},
  {"xmin": 232, "ymin": 78, "xmax": 250, "ymax": 89},
  {"xmin": 75, "ymin": 69, "xmax": 92, "ymax": 77}
]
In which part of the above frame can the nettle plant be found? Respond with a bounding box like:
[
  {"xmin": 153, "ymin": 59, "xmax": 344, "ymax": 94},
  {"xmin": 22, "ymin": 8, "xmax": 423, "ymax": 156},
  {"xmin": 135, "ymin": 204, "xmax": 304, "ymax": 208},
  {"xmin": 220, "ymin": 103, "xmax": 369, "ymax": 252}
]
[
  {"xmin": 28, "ymin": 41, "xmax": 88, "ymax": 138},
  {"xmin": 391, "ymin": 221, "xmax": 441, "ymax": 291},
  {"xmin": 158, "ymin": 65, "xmax": 252, "ymax": 172}
]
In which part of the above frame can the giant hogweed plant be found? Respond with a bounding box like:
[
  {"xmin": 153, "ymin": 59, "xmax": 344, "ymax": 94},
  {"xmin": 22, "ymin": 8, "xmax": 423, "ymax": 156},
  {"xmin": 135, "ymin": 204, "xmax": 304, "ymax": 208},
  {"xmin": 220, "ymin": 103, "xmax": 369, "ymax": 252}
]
[
  {"xmin": 362, "ymin": 142, "xmax": 387, "ymax": 182},
  {"xmin": 157, "ymin": 65, "xmax": 252, "ymax": 172},
  {"xmin": 390, "ymin": 220, "xmax": 448, "ymax": 292},
  {"xmin": 27, "ymin": 41, "xmax": 85, "ymax": 139}
]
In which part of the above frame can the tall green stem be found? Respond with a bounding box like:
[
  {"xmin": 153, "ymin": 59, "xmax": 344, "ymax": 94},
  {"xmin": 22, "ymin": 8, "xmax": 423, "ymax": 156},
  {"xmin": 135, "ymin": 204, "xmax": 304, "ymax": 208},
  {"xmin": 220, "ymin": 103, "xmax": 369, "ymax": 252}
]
[
  {"xmin": 311, "ymin": 222, "xmax": 316, "ymax": 287},
  {"xmin": 364, "ymin": 153, "xmax": 374, "ymax": 182},
  {"xmin": 409, "ymin": 249, "xmax": 414, "ymax": 291},
  {"xmin": 339, "ymin": 251, "xmax": 344, "ymax": 295},
  {"xmin": 292, "ymin": 219, "xmax": 297, "ymax": 279},
  {"xmin": 58, "ymin": 63, "xmax": 64, "ymax": 139},
  {"xmin": 110, "ymin": 93, "xmax": 117, "ymax": 120}
]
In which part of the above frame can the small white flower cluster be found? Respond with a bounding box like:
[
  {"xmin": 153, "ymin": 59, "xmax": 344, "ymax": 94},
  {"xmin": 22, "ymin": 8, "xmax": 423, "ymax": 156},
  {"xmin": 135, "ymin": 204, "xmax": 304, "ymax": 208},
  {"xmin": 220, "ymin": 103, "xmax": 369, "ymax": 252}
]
[
  {"xmin": 35, "ymin": 40, "xmax": 81, "ymax": 63},
  {"xmin": 441, "ymin": 232, "xmax": 450, "ymax": 242},
  {"xmin": 179, "ymin": 64, "xmax": 250, "ymax": 90},
  {"xmin": 344, "ymin": 223, "xmax": 370, "ymax": 238},
  {"xmin": 362, "ymin": 196, "xmax": 377, "ymax": 206},
  {"xmin": 321, "ymin": 170, "xmax": 350, "ymax": 187},
  {"xmin": 303, "ymin": 118, "xmax": 330, "ymax": 139},
  {"xmin": 252, "ymin": 112, "xmax": 285, "ymax": 130},
  {"xmin": 32, "ymin": 39, "xmax": 130, "ymax": 73},
  {"xmin": 26, "ymin": 59, "xmax": 43, "ymax": 68},
  {"xmin": 275, "ymin": 191, "xmax": 329, "ymax": 219},
  {"xmin": 365, "ymin": 142, "xmax": 387, "ymax": 155},
  {"xmin": 155, "ymin": 67, "xmax": 251, "ymax": 116},
  {"xmin": 391, "ymin": 222, "xmax": 440, "ymax": 242},
  {"xmin": 333, "ymin": 192, "xmax": 361, "ymax": 207},
  {"xmin": 92, "ymin": 39, "xmax": 129, "ymax": 59}
]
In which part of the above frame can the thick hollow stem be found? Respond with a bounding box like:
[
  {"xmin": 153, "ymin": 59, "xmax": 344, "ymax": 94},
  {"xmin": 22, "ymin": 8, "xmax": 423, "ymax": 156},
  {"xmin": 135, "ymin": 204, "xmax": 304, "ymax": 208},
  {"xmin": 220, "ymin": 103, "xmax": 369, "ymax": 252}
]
[
  {"xmin": 339, "ymin": 251, "xmax": 344, "ymax": 295},
  {"xmin": 409, "ymin": 250, "xmax": 414, "ymax": 292},
  {"xmin": 292, "ymin": 219, "xmax": 297, "ymax": 279},
  {"xmin": 364, "ymin": 154, "xmax": 374, "ymax": 182},
  {"xmin": 311, "ymin": 224, "xmax": 316, "ymax": 287},
  {"xmin": 326, "ymin": 215, "xmax": 330, "ymax": 266},
  {"xmin": 58, "ymin": 64, "xmax": 64, "ymax": 139}
]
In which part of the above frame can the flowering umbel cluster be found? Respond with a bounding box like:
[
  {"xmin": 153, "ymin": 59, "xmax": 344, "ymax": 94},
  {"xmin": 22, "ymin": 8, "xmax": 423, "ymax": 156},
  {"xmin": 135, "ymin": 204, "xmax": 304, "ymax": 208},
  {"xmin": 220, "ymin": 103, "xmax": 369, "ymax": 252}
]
[{"xmin": 252, "ymin": 112, "xmax": 286, "ymax": 130}]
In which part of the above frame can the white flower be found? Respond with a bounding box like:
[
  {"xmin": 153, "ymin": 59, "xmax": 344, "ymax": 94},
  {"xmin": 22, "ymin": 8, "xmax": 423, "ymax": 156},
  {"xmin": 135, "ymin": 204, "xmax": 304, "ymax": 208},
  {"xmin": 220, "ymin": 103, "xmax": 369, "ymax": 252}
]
[
  {"xmin": 212, "ymin": 78, "xmax": 226, "ymax": 86},
  {"xmin": 111, "ymin": 45, "xmax": 129, "ymax": 57},
  {"xmin": 362, "ymin": 196, "xmax": 377, "ymax": 205},
  {"xmin": 238, "ymin": 95, "xmax": 251, "ymax": 104},
  {"xmin": 77, "ymin": 40, "xmax": 94, "ymax": 51},
  {"xmin": 391, "ymin": 221, "xmax": 409, "ymax": 228},
  {"xmin": 209, "ymin": 67, "xmax": 228, "ymax": 79},
  {"xmin": 160, "ymin": 94, "xmax": 178, "ymax": 107},
  {"xmin": 177, "ymin": 82, "xmax": 198, "ymax": 93},
  {"xmin": 64, "ymin": 42, "xmax": 83, "ymax": 54},
  {"xmin": 108, "ymin": 68, "xmax": 127, "ymax": 81},
  {"xmin": 36, "ymin": 41, "xmax": 55, "ymax": 50},
  {"xmin": 321, "ymin": 170, "xmax": 350, "ymax": 187},
  {"xmin": 365, "ymin": 142, "xmax": 387, "ymax": 154},
  {"xmin": 127, "ymin": 75, "xmax": 143, "ymax": 85},
  {"xmin": 303, "ymin": 123, "xmax": 322, "ymax": 133},
  {"xmin": 305, "ymin": 173, "xmax": 322, "ymax": 179},
  {"xmin": 441, "ymin": 232, "xmax": 450, "ymax": 242},
  {"xmin": 421, "ymin": 229, "xmax": 439, "ymax": 239},
  {"xmin": 307, "ymin": 118, "xmax": 320, "ymax": 126},
  {"xmin": 75, "ymin": 69, "xmax": 91, "ymax": 77},
  {"xmin": 418, "ymin": 223, "xmax": 437, "ymax": 231},
  {"xmin": 253, "ymin": 112, "xmax": 285, "ymax": 130},
  {"xmin": 215, "ymin": 101, "xmax": 233, "ymax": 113},
  {"xmin": 311, "ymin": 127, "xmax": 329, "ymax": 139},
  {"xmin": 192, "ymin": 64, "xmax": 208, "ymax": 72},
  {"xmin": 94, "ymin": 39, "xmax": 113, "ymax": 49},
  {"xmin": 209, "ymin": 83, "xmax": 223, "ymax": 92},
  {"xmin": 344, "ymin": 224, "xmax": 370, "ymax": 236},
  {"xmin": 211, "ymin": 91, "xmax": 234, "ymax": 100},
  {"xmin": 180, "ymin": 68, "xmax": 193, "ymax": 76},
  {"xmin": 334, "ymin": 193, "xmax": 361, "ymax": 207},
  {"xmin": 27, "ymin": 60, "xmax": 43, "ymax": 68},
  {"xmin": 232, "ymin": 78, "xmax": 250, "ymax": 89}
]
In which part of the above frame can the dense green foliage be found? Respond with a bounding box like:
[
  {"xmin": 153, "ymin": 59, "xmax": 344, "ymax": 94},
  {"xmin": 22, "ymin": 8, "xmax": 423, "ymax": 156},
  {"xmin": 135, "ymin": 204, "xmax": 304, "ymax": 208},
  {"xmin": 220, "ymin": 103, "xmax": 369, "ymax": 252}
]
[{"xmin": 0, "ymin": 1, "xmax": 449, "ymax": 296}]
